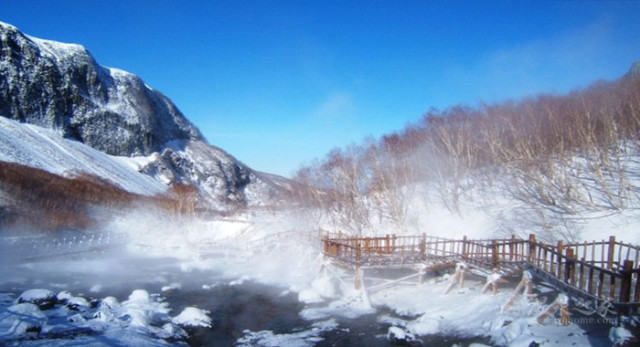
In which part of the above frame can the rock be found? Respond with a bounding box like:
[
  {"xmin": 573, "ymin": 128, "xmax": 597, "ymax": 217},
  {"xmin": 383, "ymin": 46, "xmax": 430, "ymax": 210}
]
[
  {"xmin": 17, "ymin": 289, "xmax": 58, "ymax": 310},
  {"xmin": 56, "ymin": 290, "xmax": 73, "ymax": 305},
  {"xmin": 66, "ymin": 296, "xmax": 90, "ymax": 311},
  {"xmin": 0, "ymin": 22, "xmax": 201, "ymax": 157},
  {"xmin": 172, "ymin": 307, "xmax": 212, "ymax": 328},
  {"xmin": 387, "ymin": 326, "xmax": 416, "ymax": 344}
]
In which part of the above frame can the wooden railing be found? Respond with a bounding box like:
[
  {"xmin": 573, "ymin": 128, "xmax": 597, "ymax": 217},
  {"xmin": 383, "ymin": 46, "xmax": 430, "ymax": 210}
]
[{"xmin": 322, "ymin": 232, "xmax": 640, "ymax": 313}]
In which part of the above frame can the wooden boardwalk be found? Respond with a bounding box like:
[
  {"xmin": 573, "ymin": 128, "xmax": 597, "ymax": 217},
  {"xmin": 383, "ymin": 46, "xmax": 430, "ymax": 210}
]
[{"xmin": 322, "ymin": 233, "xmax": 640, "ymax": 315}]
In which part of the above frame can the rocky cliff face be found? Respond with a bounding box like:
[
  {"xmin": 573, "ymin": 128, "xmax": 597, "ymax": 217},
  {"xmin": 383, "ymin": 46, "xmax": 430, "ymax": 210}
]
[
  {"xmin": 0, "ymin": 22, "xmax": 201, "ymax": 156},
  {"xmin": 0, "ymin": 21, "xmax": 284, "ymax": 210}
]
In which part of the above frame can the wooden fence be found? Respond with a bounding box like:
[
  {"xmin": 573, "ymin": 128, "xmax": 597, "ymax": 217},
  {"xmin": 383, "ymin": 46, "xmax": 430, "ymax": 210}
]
[{"xmin": 322, "ymin": 233, "xmax": 640, "ymax": 314}]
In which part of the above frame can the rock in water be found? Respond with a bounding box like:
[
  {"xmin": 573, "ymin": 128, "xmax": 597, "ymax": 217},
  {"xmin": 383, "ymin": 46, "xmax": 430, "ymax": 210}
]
[{"xmin": 17, "ymin": 289, "xmax": 58, "ymax": 310}]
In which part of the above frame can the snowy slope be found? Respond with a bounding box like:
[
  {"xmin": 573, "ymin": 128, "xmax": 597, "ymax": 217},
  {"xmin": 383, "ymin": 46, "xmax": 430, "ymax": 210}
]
[{"xmin": 0, "ymin": 116, "xmax": 166, "ymax": 196}]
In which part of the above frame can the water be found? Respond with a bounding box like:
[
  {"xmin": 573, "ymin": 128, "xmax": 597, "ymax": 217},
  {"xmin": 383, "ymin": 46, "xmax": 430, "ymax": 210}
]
[
  {"xmin": 163, "ymin": 283, "xmax": 492, "ymax": 346},
  {"xmin": 0, "ymin": 246, "xmax": 493, "ymax": 346}
]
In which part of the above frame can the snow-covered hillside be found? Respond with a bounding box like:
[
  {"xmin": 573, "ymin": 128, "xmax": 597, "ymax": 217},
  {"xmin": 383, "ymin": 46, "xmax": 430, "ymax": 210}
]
[{"xmin": 0, "ymin": 116, "xmax": 165, "ymax": 196}]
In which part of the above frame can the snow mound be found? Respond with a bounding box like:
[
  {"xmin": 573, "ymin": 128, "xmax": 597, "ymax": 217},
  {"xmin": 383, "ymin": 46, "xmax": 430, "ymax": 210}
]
[
  {"xmin": 172, "ymin": 307, "xmax": 212, "ymax": 328},
  {"xmin": 17, "ymin": 289, "xmax": 57, "ymax": 310}
]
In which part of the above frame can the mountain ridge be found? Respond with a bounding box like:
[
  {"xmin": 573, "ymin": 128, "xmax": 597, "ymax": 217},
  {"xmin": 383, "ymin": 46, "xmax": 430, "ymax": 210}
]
[{"xmin": 0, "ymin": 21, "xmax": 287, "ymax": 211}]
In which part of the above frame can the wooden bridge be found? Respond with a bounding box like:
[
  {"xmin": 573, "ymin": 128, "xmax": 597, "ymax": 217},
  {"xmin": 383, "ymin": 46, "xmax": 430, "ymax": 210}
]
[{"xmin": 322, "ymin": 233, "xmax": 640, "ymax": 316}]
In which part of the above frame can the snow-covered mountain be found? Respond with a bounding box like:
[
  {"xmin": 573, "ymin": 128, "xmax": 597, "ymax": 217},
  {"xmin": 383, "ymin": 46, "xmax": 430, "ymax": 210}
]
[{"xmin": 0, "ymin": 21, "xmax": 285, "ymax": 210}]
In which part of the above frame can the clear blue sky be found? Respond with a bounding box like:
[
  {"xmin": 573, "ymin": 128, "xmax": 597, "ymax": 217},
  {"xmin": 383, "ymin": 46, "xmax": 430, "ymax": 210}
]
[{"xmin": 2, "ymin": 1, "xmax": 640, "ymax": 177}]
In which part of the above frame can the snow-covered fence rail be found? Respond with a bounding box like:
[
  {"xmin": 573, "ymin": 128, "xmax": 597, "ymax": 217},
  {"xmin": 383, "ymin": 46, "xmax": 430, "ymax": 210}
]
[
  {"xmin": 9, "ymin": 232, "xmax": 129, "ymax": 261},
  {"xmin": 321, "ymin": 232, "xmax": 640, "ymax": 314},
  {"xmin": 566, "ymin": 236, "xmax": 640, "ymax": 270}
]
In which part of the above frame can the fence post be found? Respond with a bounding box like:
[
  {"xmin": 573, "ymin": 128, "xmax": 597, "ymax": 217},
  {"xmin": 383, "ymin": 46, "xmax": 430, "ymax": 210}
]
[
  {"xmin": 392, "ymin": 234, "xmax": 397, "ymax": 254},
  {"xmin": 510, "ymin": 234, "xmax": 516, "ymax": 261},
  {"xmin": 492, "ymin": 240, "xmax": 499, "ymax": 269},
  {"xmin": 462, "ymin": 235, "xmax": 468, "ymax": 260},
  {"xmin": 607, "ymin": 236, "xmax": 616, "ymax": 270},
  {"xmin": 385, "ymin": 234, "xmax": 390, "ymax": 253},
  {"xmin": 322, "ymin": 235, "xmax": 328, "ymax": 254},
  {"xmin": 420, "ymin": 233, "xmax": 426, "ymax": 260},
  {"xmin": 564, "ymin": 248, "xmax": 575, "ymax": 284},
  {"xmin": 620, "ymin": 260, "xmax": 634, "ymax": 314},
  {"xmin": 635, "ymin": 267, "xmax": 640, "ymax": 304},
  {"xmin": 528, "ymin": 234, "xmax": 536, "ymax": 263},
  {"xmin": 557, "ymin": 240, "xmax": 564, "ymax": 279}
]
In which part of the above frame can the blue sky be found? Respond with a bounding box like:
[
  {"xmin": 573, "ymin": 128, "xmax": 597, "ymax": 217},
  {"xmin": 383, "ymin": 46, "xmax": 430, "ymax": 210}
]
[{"xmin": 2, "ymin": 1, "xmax": 640, "ymax": 177}]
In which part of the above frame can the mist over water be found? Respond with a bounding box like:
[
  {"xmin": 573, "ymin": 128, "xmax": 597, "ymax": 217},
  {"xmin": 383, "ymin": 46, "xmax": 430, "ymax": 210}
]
[{"xmin": 0, "ymin": 207, "xmax": 613, "ymax": 346}]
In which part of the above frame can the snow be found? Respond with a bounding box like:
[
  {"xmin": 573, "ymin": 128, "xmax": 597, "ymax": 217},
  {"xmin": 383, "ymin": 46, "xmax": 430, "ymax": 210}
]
[
  {"xmin": 0, "ymin": 117, "xmax": 167, "ymax": 196},
  {"xmin": 160, "ymin": 283, "xmax": 182, "ymax": 292},
  {"xmin": 172, "ymin": 307, "xmax": 212, "ymax": 328},
  {"xmin": 0, "ymin": 206, "xmax": 626, "ymax": 345},
  {"xmin": 237, "ymin": 319, "xmax": 338, "ymax": 347},
  {"xmin": 28, "ymin": 35, "xmax": 88, "ymax": 61},
  {"xmin": 0, "ymin": 303, "xmax": 47, "ymax": 338},
  {"xmin": 17, "ymin": 289, "xmax": 57, "ymax": 304},
  {"xmin": 1, "ymin": 288, "xmax": 199, "ymax": 345},
  {"xmin": 609, "ymin": 326, "xmax": 634, "ymax": 345},
  {"xmin": 387, "ymin": 325, "xmax": 416, "ymax": 342}
]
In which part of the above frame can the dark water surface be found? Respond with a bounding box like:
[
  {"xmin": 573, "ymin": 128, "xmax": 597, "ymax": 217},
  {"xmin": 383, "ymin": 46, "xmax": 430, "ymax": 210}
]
[
  {"xmin": 0, "ymin": 252, "xmax": 495, "ymax": 346},
  {"xmin": 164, "ymin": 282, "xmax": 493, "ymax": 347}
]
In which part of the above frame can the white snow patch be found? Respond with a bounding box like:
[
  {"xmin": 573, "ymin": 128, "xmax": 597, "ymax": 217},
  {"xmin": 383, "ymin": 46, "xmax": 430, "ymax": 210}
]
[
  {"xmin": 0, "ymin": 117, "xmax": 167, "ymax": 196},
  {"xmin": 172, "ymin": 307, "xmax": 212, "ymax": 328},
  {"xmin": 237, "ymin": 319, "xmax": 338, "ymax": 347}
]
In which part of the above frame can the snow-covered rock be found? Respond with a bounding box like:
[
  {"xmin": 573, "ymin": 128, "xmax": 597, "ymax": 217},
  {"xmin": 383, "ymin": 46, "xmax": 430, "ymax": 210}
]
[
  {"xmin": 1, "ymin": 287, "xmax": 202, "ymax": 345},
  {"xmin": 66, "ymin": 296, "xmax": 90, "ymax": 312},
  {"xmin": 172, "ymin": 307, "xmax": 212, "ymax": 328},
  {"xmin": 17, "ymin": 289, "xmax": 57, "ymax": 310},
  {"xmin": 56, "ymin": 290, "xmax": 73, "ymax": 305},
  {"xmin": 610, "ymin": 326, "xmax": 635, "ymax": 346},
  {"xmin": 121, "ymin": 289, "xmax": 171, "ymax": 329},
  {"xmin": 387, "ymin": 326, "xmax": 416, "ymax": 344}
]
